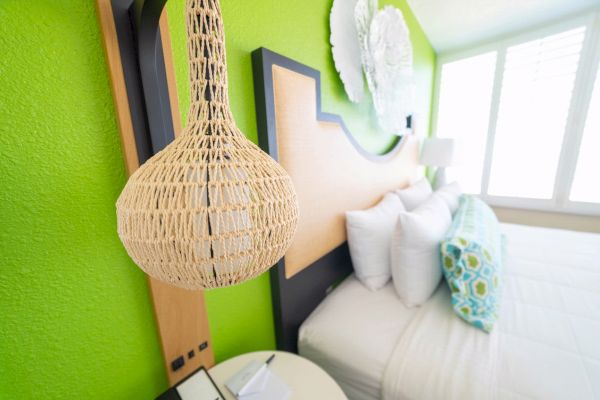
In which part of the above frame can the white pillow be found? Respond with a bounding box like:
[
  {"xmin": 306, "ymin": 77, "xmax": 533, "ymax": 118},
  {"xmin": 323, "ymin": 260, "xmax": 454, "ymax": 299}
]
[
  {"xmin": 346, "ymin": 193, "xmax": 406, "ymax": 290},
  {"xmin": 394, "ymin": 178, "xmax": 433, "ymax": 211},
  {"xmin": 435, "ymin": 182, "xmax": 462, "ymax": 214},
  {"xmin": 390, "ymin": 194, "xmax": 452, "ymax": 307}
]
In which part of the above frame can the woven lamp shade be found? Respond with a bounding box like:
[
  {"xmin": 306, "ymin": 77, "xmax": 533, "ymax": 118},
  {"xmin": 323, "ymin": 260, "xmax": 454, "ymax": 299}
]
[{"xmin": 116, "ymin": 0, "xmax": 298, "ymax": 290}]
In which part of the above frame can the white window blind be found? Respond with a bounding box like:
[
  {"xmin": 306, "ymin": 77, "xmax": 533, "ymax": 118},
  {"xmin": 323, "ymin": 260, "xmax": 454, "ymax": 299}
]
[
  {"xmin": 570, "ymin": 66, "xmax": 600, "ymax": 203},
  {"xmin": 488, "ymin": 27, "xmax": 586, "ymax": 199},
  {"xmin": 436, "ymin": 52, "xmax": 497, "ymax": 194},
  {"xmin": 433, "ymin": 13, "xmax": 600, "ymax": 215}
]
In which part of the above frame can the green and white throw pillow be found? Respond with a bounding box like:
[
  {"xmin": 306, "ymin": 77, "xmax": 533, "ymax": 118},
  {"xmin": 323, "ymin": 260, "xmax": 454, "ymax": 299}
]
[{"xmin": 441, "ymin": 195, "xmax": 504, "ymax": 332}]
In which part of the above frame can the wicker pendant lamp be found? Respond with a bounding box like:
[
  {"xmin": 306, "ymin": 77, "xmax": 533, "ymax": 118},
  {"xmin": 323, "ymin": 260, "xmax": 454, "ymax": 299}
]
[{"xmin": 116, "ymin": 0, "xmax": 298, "ymax": 290}]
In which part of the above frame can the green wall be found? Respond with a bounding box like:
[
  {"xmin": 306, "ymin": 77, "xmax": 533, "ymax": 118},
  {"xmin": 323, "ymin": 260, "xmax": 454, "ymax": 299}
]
[
  {"xmin": 0, "ymin": 1, "xmax": 166, "ymax": 399},
  {"xmin": 0, "ymin": 1, "xmax": 434, "ymax": 399}
]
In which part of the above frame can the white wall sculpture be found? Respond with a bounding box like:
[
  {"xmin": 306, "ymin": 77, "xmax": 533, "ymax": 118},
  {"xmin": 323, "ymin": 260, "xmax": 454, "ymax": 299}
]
[
  {"xmin": 330, "ymin": 0, "xmax": 415, "ymax": 135},
  {"xmin": 330, "ymin": 0, "xmax": 366, "ymax": 103}
]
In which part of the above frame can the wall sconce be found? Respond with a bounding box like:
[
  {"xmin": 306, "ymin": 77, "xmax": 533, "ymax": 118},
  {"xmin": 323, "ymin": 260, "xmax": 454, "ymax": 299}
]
[{"xmin": 108, "ymin": 0, "xmax": 299, "ymax": 290}]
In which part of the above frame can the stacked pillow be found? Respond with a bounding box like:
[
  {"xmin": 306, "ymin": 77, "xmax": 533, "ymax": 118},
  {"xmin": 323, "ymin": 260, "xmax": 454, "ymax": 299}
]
[
  {"xmin": 390, "ymin": 193, "xmax": 451, "ymax": 306},
  {"xmin": 346, "ymin": 179, "xmax": 461, "ymax": 299},
  {"xmin": 394, "ymin": 178, "xmax": 433, "ymax": 210},
  {"xmin": 346, "ymin": 179, "xmax": 503, "ymax": 331},
  {"xmin": 440, "ymin": 195, "xmax": 504, "ymax": 332},
  {"xmin": 346, "ymin": 193, "xmax": 406, "ymax": 290},
  {"xmin": 435, "ymin": 181, "xmax": 461, "ymax": 214}
]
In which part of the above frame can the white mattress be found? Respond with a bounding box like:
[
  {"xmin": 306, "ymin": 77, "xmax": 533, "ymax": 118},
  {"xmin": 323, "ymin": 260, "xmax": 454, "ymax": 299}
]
[
  {"xmin": 298, "ymin": 223, "xmax": 600, "ymax": 400},
  {"xmin": 496, "ymin": 223, "xmax": 600, "ymax": 400},
  {"xmin": 298, "ymin": 275, "xmax": 420, "ymax": 400}
]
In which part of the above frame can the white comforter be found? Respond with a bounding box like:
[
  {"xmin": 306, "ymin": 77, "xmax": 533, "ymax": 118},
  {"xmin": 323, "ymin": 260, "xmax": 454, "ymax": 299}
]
[{"xmin": 382, "ymin": 223, "xmax": 600, "ymax": 400}]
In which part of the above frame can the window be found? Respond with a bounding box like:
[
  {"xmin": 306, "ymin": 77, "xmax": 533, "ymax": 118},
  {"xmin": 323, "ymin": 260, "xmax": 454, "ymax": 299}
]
[
  {"xmin": 433, "ymin": 13, "xmax": 600, "ymax": 215},
  {"xmin": 488, "ymin": 27, "xmax": 586, "ymax": 199},
  {"xmin": 436, "ymin": 52, "xmax": 496, "ymax": 194},
  {"xmin": 570, "ymin": 66, "xmax": 600, "ymax": 203}
]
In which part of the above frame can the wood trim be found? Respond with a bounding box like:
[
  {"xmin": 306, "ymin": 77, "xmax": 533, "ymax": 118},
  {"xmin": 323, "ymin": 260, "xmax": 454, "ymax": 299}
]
[
  {"xmin": 96, "ymin": 0, "xmax": 214, "ymax": 385},
  {"xmin": 147, "ymin": 279, "xmax": 214, "ymax": 385},
  {"xmin": 96, "ymin": 0, "xmax": 139, "ymax": 176},
  {"xmin": 493, "ymin": 206, "xmax": 600, "ymax": 234}
]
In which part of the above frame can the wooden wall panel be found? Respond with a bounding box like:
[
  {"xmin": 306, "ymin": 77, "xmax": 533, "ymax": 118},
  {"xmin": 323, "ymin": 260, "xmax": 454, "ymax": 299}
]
[
  {"xmin": 96, "ymin": 0, "xmax": 139, "ymax": 176},
  {"xmin": 272, "ymin": 65, "xmax": 419, "ymax": 278},
  {"xmin": 96, "ymin": 0, "xmax": 214, "ymax": 385}
]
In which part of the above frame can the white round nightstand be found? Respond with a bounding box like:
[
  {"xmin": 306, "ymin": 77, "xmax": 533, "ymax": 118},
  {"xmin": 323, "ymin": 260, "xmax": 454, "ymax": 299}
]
[{"xmin": 209, "ymin": 351, "xmax": 347, "ymax": 400}]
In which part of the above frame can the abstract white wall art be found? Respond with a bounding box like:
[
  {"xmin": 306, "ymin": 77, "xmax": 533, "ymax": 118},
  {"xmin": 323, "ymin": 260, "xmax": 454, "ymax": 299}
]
[
  {"xmin": 354, "ymin": 0, "xmax": 378, "ymax": 97},
  {"xmin": 330, "ymin": 0, "xmax": 415, "ymax": 135},
  {"xmin": 369, "ymin": 6, "xmax": 415, "ymax": 134},
  {"xmin": 330, "ymin": 0, "xmax": 366, "ymax": 103}
]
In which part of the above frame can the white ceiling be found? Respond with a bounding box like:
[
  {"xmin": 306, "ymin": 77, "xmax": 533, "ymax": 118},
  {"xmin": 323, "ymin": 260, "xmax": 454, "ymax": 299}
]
[{"xmin": 406, "ymin": 0, "xmax": 600, "ymax": 53}]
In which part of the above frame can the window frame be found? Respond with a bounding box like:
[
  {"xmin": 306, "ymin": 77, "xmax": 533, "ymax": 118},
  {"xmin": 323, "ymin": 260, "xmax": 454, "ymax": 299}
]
[{"xmin": 432, "ymin": 10, "xmax": 600, "ymax": 216}]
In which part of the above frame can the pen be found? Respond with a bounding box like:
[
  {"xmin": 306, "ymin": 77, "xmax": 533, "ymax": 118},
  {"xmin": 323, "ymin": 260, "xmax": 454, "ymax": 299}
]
[{"xmin": 266, "ymin": 353, "xmax": 275, "ymax": 366}]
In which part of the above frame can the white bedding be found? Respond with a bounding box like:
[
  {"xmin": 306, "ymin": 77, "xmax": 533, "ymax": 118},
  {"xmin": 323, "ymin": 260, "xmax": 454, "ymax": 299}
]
[
  {"xmin": 494, "ymin": 224, "xmax": 600, "ymax": 400},
  {"xmin": 382, "ymin": 283, "xmax": 499, "ymax": 400},
  {"xmin": 298, "ymin": 275, "xmax": 418, "ymax": 400},
  {"xmin": 299, "ymin": 223, "xmax": 600, "ymax": 400}
]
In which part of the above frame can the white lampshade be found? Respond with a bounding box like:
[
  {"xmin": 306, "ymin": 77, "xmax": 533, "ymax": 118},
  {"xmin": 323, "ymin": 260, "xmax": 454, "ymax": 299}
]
[{"xmin": 420, "ymin": 138, "xmax": 455, "ymax": 167}]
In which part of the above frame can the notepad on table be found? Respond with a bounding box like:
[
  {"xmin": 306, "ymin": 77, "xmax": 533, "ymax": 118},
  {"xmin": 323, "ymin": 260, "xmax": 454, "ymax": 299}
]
[{"xmin": 226, "ymin": 363, "xmax": 291, "ymax": 400}]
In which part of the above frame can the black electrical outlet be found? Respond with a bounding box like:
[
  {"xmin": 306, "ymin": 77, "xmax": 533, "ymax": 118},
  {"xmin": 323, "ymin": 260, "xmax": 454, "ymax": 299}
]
[
  {"xmin": 171, "ymin": 356, "xmax": 185, "ymax": 371},
  {"xmin": 199, "ymin": 341, "xmax": 208, "ymax": 351}
]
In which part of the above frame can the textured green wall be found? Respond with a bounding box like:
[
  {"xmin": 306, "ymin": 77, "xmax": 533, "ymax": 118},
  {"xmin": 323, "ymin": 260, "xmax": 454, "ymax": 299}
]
[
  {"xmin": 0, "ymin": 0, "xmax": 434, "ymax": 399},
  {"xmin": 0, "ymin": 1, "xmax": 166, "ymax": 399}
]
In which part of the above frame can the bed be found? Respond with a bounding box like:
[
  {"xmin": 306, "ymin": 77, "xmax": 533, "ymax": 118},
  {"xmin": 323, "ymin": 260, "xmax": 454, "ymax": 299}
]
[
  {"xmin": 251, "ymin": 48, "xmax": 600, "ymax": 400},
  {"xmin": 299, "ymin": 223, "xmax": 600, "ymax": 400}
]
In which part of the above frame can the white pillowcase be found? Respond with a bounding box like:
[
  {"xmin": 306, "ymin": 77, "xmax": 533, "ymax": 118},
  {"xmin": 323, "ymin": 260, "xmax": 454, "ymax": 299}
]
[
  {"xmin": 346, "ymin": 193, "xmax": 406, "ymax": 291},
  {"xmin": 390, "ymin": 194, "xmax": 452, "ymax": 307},
  {"xmin": 435, "ymin": 182, "xmax": 462, "ymax": 214},
  {"xmin": 394, "ymin": 178, "xmax": 433, "ymax": 211}
]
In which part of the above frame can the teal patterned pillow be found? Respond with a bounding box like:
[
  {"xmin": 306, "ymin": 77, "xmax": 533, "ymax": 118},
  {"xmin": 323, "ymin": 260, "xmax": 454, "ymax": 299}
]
[{"xmin": 440, "ymin": 195, "xmax": 504, "ymax": 332}]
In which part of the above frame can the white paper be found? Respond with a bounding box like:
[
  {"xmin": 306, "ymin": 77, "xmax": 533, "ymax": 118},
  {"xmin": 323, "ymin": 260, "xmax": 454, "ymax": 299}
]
[
  {"xmin": 177, "ymin": 369, "xmax": 224, "ymax": 400},
  {"xmin": 238, "ymin": 369, "xmax": 291, "ymax": 400}
]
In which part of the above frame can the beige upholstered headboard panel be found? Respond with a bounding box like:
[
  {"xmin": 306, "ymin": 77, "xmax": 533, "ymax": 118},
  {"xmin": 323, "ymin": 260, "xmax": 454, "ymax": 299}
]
[{"xmin": 271, "ymin": 64, "xmax": 420, "ymax": 278}]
